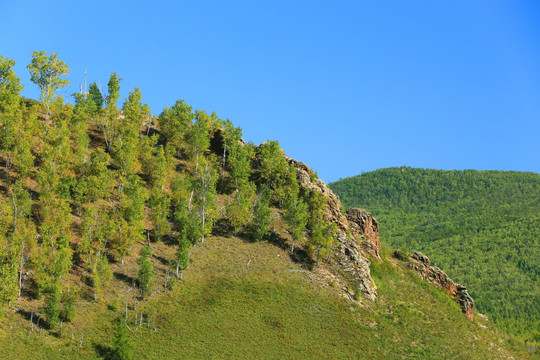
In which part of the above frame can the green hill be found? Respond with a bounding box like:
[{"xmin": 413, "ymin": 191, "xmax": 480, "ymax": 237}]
[
  {"xmin": 0, "ymin": 52, "xmax": 535, "ymax": 358},
  {"xmin": 329, "ymin": 167, "xmax": 540, "ymax": 345}
]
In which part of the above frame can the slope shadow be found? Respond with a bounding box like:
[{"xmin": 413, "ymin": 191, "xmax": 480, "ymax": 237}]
[
  {"xmin": 93, "ymin": 342, "xmax": 113, "ymax": 359},
  {"xmin": 113, "ymin": 272, "xmax": 136, "ymax": 287},
  {"xmin": 17, "ymin": 308, "xmax": 46, "ymax": 330}
]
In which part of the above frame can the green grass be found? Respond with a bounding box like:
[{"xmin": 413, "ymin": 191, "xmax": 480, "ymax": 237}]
[{"xmin": 0, "ymin": 235, "xmax": 533, "ymax": 359}]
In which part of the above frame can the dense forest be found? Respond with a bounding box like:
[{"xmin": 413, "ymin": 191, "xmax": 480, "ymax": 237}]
[{"xmin": 329, "ymin": 167, "xmax": 540, "ymax": 345}]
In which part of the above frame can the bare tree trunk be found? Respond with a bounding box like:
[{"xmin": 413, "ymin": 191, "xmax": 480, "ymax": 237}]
[{"xmin": 222, "ymin": 144, "xmax": 226, "ymax": 179}]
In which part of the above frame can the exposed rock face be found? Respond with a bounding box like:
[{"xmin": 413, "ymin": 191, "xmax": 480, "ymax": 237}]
[
  {"xmin": 346, "ymin": 208, "xmax": 381, "ymax": 261},
  {"xmin": 408, "ymin": 251, "xmax": 474, "ymax": 320},
  {"xmin": 285, "ymin": 156, "xmax": 349, "ymax": 230},
  {"xmin": 285, "ymin": 156, "xmax": 378, "ymax": 301},
  {"xmin": 335, "ymin": 232, "xmax": 377, "ymax": 301}
]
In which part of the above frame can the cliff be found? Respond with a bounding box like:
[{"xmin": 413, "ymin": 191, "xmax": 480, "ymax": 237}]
[{"xmin": 286, "ymin": 156, "xmax": 381, "ymax": 301}]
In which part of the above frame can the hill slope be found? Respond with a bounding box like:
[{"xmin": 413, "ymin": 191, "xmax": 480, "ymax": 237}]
[
  {"xmin": 0, "ymin": 53, "xmax": 534, "ymax": 359},
  {"xmin": 0, "ymin": 235, "xmax": 530, "ymax": 359},
  {"xmin": 329, "ymin": 167, "xmax": 540, "ymax": 345}
]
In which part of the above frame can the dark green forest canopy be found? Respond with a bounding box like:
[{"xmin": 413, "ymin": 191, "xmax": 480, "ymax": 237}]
[{"xmin": 329, "ymin": 167, "xmax": 540, "ymax": 343}]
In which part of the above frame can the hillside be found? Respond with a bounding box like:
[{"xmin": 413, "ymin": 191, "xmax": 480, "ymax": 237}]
[
  {"xmin": 329, "ymin": 167, "xmax": 540, "ymax": 346},
  {"xmin": 0, "ymin": 52, "xmax": 535, "ymax": 358}
]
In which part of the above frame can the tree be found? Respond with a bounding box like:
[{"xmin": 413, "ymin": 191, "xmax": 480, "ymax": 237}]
[
  {"xmin": 305, "ymin": 190, "xmax": 336, "ymax": 265},
  {"xmin": 158, "ymin": 99, "xmax": 193, "ymax": 157},
  {"xmin": 42, "ymin": 281, "xmax": 61, "ymax": 328},
  {"xmin": 187, "ymin": 110, "xmax": 211, "ymax": 171},
  {"xmin": 175, "ymin": 233, "xmax": 190, "ymax": 280},
  {"xmin": 221, "ymin": 119, "xmax": 242, "ymax": 179},
  {"xmin": 0, "ymin": 56, "xmax": 23, "ymax": 115},
  {"xmin": 96, "ymin": 73, "xmax": 122, "ymax": 151},
  {"xmin": 137, "ymin": 246, "xmax": 154, "ymax": 297},
  {"xmin": 255, "ymin": 141, "xmax": 291, "ymax": 205},
  {"xmin": 0, "ymin": 56, "xmax": 31, "ymax": 176},
  {"xmin": 70, "ymin": 93, "xmax": 93, "ymax": 170},
  {"xmin": 111, "ymin": 317, "xmax": 133, "ymax": 360},
  {"xmin": 92, "ymin": 254, "xmax": 112, "ymax": 302},
  {"xmin": 27, "ymin": 51, "xmax": 70, "ymax": 118},
  {"xmin": 148, "ymin": 185, "xmax": 171, "ymax": 242},
  {"xmin": 193, "ymin": 157, "xmax": 218, "ymax": 243},
  {"xmin": 226, "ymin": 182, "xmax": 256, "ymax": 236},
  {"xmin": 88, "ymin": 82, "xmax": 103, "ymax": 111},
  {"xmin": 228, "ymin": 142, "xmax": 253, "ymax": 192},
  {"xmin": 250, "ymin": 185, "xmax": 273, "ymax": 242},
  {"xmin": 283, "ymin": 193, "xmax": 308, "ymax": 254}
]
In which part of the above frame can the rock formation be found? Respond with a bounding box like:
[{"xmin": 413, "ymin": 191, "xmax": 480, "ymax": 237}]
[
  {"xmin": 346, "ymin": 208, "xmax": 381, "ymax": 261},
  {"xmin": 285, "ymin": 156, "xmax": 379, "ymax": 301},
  {"xmin": 406, "ymin": 251, "xmax": 474, "ymax": 320}
]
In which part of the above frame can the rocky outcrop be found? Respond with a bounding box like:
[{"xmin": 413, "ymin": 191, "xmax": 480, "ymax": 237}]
[
  {"xmin": 285, "ymin": 156, "xmax": 349, "ymax": 230},
  {"xmin": 406, "ymin": 251, "xmax": 474, "ymax": 320},
  {"xmin": 335, "ymin": 232, "xmax": 377, "ymax": 301},
  {"xmin": 346, "ymin": 208, "xmax": 381, "ymax": 261},
  {"xmin": 285, "ymin": 156, "xmax": 378, "ymax": 301}
]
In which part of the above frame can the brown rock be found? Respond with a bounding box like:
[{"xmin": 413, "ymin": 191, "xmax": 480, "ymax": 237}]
[
  {"xmin": 346, "ymin": 208, "xmax": 381, "ymax": 261},
  {"xmin": 409, "ymin": 251, "xmax": 474, "ymax": 320},
  {"xmin": 285, "ymin": 155, "xmax": 378, "ymax": 301}
]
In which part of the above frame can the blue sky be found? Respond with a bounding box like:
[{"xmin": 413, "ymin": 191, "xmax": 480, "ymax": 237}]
[{"xmin": 2, "ymin": 1, "xmax": 539, "ymax": 182}]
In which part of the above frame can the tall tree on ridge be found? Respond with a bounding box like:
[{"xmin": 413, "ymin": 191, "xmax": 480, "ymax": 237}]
[{"xmin": 27, "ymin": 50, "xmax": 70, "ymax": 120}]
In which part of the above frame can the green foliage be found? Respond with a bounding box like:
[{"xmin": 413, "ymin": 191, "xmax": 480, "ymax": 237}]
[
  {"xmin": 137, "ymin": 246, "xmax": 154, "ymax": 297},
  {"xmin": 148, "ymin": 185, "xmax": 171, "ymax": 242},
  {"xmin": 111, "ymin": 317, "xmax": 133, "ymax": 360},
  {"xmin": 88, "ymin": 82, "xmax": 103, "ymax": 110},
  {"xmin": 0, "ymin": 55, "xmax": 23, "ymax": 115},
  {"xmin": 330, "ymin": 167, "xmax": 540, "ymax": 343},
  {"xmin": 43, "ymin": 282, "xmax": 61, "ymax": 328},
  {"xmin": 158, "ymin": 99, "xmax": 193, "ymax": 156},
  {"xmin": 226, "ymin": 182, "xmax": 256, "ymax": 235},
  {"xmin": 60, "ymin": 289, "xmax": 75, "ymax": 323},
  {"xmin": 283, "ymin": 192, "xmax": 308, "ymax": 253},
  {"xmin": 175, "ymin": 233, "xmax": 190, "ymax": 279},
  {"xmin": 193, "ymin": 157, "xmax": 218, "ymax": 243},
  {"xmin": 93, "ymin": 255, "xmax": 113, "ymax": 302},
  {"xmin": 250, "ymin": 185, "xmax": 273, "ymax": 242},
  {"xmin": 186, "ymin": 110, "xmax": 212, "ymax": 171},
  {"xmin": 228, "ymin": 142, "xmax": 253, "ymax": 191},
  {"xmin": 27, "ymin": 50, "xmax": 70, "ymax": 115},
  {"xmin": 254, "ymin": 141, "xmax": 291, "ymax": 204}
]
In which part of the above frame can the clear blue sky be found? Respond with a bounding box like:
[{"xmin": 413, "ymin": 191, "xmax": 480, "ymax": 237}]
[{"xmin": 2, "ymin": 1, "xmax": 539, "ymax": 182}]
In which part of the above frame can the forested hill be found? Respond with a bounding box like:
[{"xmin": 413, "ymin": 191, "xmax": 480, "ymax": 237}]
[{"xmin": 329, "ymin": 167, "xmax": 540, "ymax": 344}]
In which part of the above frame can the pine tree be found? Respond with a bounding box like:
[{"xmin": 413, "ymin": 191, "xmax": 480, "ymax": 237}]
[{"xmin": 88, "ymin": 82, "xmax": 103, "ymax": 111}]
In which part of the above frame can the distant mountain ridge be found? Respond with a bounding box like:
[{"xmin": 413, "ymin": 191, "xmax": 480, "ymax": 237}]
[{"xmin": 329, "ymin": 167, "xmax": 540, "ymax": 344}]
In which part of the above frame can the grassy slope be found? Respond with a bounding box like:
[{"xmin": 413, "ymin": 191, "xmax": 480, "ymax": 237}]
[{"xmin": 0, "ymin": 235, "xmax": 531, "ymax": 359}]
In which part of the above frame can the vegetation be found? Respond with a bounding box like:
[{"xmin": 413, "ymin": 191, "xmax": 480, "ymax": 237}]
[
  {"xmin": 0, "ymin": 52, "xmax": 532, "ymax": 358},
  {"xmin": 330, "ymin": 167, "xmax": 540, "ymax": 345}
]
